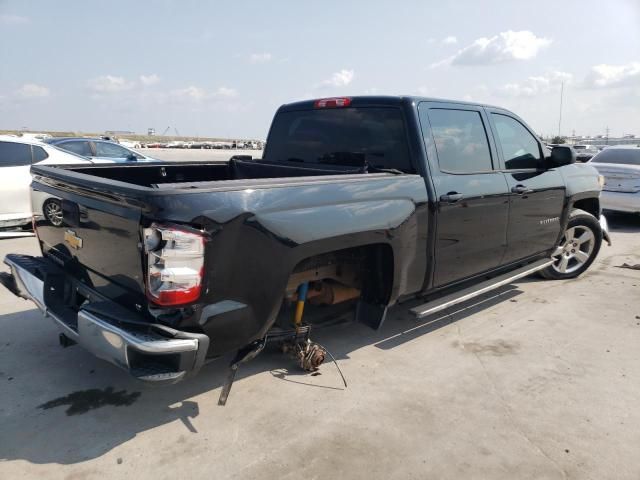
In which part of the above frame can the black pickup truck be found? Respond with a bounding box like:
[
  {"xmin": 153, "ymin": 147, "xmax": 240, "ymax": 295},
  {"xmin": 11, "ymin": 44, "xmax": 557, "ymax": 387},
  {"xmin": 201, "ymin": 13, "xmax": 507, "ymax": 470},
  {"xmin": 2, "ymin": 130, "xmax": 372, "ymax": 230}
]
[{"xmin": 1, "ymin": 96, "xmax": 611, "ymax": 387}]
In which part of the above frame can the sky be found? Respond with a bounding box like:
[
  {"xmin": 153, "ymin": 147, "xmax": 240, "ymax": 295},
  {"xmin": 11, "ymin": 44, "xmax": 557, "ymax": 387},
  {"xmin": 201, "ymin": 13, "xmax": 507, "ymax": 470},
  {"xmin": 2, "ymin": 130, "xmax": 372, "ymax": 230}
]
[{"xmin": 0, "ymin": 0, "xmax": 639, "ymax": 139}]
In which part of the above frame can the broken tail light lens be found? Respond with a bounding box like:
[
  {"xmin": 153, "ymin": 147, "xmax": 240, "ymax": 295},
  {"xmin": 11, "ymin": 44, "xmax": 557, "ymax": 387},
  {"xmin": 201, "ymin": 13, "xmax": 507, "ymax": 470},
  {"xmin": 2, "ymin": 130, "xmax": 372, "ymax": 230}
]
[{"xmin": 143, "ymin": 224, "xmax": 206, "ymax": 306}]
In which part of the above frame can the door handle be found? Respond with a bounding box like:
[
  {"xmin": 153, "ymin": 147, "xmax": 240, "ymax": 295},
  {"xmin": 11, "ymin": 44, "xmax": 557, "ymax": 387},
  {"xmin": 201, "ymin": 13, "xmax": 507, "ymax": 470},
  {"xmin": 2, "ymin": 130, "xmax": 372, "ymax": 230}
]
[
  {"xmin": 440, "ymin": 192, "xmax": 463, "ymax": 203},
  {"xmin": 511, "ymin": 185, "xmax": 533, "ymax": 195}
]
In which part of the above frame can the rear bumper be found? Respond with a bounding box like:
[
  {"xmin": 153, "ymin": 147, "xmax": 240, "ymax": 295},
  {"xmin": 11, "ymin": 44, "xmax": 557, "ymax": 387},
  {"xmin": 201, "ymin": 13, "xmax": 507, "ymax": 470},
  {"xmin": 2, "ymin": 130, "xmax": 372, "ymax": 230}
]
[
  {"xmin": 601, "ymin": 190, "xmax": 640, "ymax": 214},
  {"xmin": 1, "ymin": 254, "xmax": 209, "ymax": 385},
  {"xmin": 0, "ymin": 215, "xmax": 32, "ymax": 228}
]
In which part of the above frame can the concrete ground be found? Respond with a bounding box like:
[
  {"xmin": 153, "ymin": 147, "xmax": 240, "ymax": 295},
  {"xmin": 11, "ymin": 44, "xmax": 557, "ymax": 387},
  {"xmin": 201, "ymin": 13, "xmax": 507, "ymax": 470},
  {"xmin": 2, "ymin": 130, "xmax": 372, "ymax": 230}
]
[{"xmin": 0, "ymin": 214, "xmax": 639, "ymax": 480}]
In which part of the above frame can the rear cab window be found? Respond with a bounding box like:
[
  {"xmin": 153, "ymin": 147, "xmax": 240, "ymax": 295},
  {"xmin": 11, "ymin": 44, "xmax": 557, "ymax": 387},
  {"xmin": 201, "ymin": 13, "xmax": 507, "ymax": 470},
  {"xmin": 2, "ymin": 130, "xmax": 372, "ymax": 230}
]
[
  {"xmin": 264, "ymin": 107, "xmax": 415, "ymax": 173},
  {"xmin": 0, "ymin": 141, "xmax": 33, "ymax": 167}
]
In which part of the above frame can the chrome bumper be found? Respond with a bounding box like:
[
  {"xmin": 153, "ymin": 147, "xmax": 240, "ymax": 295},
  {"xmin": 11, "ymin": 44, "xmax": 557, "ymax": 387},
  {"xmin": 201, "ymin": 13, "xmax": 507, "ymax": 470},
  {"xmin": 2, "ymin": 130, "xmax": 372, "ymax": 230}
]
[
  {"xmin": 2, "ymin": 254, "xmax": 209, "ymax": 384},
  {"xmin": 599, "ymin": 215, "xmax": 612, "ymax": 246}
]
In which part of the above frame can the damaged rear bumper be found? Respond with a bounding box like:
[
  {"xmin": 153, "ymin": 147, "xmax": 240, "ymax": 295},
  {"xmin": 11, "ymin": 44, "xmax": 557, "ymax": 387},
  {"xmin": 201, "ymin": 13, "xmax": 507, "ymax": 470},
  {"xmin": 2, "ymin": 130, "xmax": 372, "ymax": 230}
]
[{"xmin": 1, "ymin": 254, "xmax": 209, "ymax": 385}]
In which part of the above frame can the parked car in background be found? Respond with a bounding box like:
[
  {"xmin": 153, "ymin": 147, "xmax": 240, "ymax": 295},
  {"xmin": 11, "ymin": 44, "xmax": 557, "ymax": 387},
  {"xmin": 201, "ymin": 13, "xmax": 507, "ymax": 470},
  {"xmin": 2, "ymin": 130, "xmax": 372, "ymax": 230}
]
[
  {"xmin": 573, "ymin": 144, "xmax": 600, "ymax": 162},
  {"xmin": 144, "ymin": 141, "xmax": 167, "ymax": 148},
  {"xmin": 118, "ymin": 139, "xmax": 142, "ymax": 149},
  {"xmin": 166, "ymin": 141, "xmax": 187, "ymax": 149},
  {"xmin": 44, "ymin": 137, "xmax": 157, "ymax": 162},
  {"xmin": 0, "ymin": 136, "xmax": 93, "ymax": 228},
  {"xmin": 589, "ymin": 145, "xmax": 640, "ymax": 214}
]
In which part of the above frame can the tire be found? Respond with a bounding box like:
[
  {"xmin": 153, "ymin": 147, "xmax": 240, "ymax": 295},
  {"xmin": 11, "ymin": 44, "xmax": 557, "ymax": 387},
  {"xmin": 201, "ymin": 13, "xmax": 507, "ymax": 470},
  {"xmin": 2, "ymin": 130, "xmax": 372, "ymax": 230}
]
[
  {"xmin": 540, "ymin": 208, "xmax": 602, "ymax": 280},
  {"xmin": 43, "ymin": 199, "xmax": 63, "ymax": 227}
]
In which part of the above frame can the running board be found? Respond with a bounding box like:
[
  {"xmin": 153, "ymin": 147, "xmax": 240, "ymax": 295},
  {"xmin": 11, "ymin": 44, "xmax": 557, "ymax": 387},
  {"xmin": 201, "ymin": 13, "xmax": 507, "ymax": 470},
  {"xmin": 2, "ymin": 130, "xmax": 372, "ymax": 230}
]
[{"xmin": 410, "ymin": 259, "xmax": 554, "ymax": 319}]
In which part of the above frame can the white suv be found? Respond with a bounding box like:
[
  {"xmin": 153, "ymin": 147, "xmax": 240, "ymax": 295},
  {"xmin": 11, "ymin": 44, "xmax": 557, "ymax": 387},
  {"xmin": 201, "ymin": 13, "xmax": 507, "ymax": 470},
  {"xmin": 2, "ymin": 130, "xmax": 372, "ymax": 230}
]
[{"xmin": 0, "ymin": 136, "xmax": 93, "ymax": 229}]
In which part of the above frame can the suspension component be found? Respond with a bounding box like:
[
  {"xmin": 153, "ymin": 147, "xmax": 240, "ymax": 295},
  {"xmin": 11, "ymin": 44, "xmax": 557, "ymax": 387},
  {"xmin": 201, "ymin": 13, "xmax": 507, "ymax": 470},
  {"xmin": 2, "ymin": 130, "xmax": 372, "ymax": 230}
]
[
  {"xmin": 298, "ymin": 341, "xmax": 326, "ymax": 371},
  {"xmin": 293, "ymin": 282, "xmax": 308, "ymax": 329}
]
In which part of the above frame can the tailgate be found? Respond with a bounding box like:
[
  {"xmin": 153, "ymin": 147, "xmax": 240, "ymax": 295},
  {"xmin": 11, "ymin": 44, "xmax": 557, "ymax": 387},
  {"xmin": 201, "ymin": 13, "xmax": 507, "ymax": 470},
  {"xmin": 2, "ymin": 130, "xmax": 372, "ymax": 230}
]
[{"xmin": 31, "ymin": 174, "xmax": 146, "ymax": 307}]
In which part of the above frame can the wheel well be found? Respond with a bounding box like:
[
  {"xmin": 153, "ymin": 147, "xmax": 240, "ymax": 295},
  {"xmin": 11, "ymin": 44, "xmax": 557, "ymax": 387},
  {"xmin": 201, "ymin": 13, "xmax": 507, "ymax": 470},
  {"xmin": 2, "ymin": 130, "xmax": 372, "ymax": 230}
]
[
  {"xmin": 286, "ymin": 244, "xmax": 394, "ymax": 305},
  {"xmin": 572, "ymin": 198, "xmax": 599, "ymax": 218}
]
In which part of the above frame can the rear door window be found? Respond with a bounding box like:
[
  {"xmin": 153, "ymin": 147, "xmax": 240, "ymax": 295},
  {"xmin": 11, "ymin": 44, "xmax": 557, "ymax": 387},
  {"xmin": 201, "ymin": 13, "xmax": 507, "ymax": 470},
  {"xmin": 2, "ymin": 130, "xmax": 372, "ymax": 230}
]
[
  {"xmin": 0, "ymin": 141, "xmax": 33, "ymax": 167},
  {"xmin": 58, "ymin": 140, "xmax": 92, "ymax": 157},
  {"xmin": 425, "ymin": 108, "xmax": 493, "ymax": 173},
  {"xmin": 95, "ymin": 142, "xmax": 137, "ymax": 158},
  {"xmin": 265, "ymin": 107, "xmax": 415, "ymax": 173}
]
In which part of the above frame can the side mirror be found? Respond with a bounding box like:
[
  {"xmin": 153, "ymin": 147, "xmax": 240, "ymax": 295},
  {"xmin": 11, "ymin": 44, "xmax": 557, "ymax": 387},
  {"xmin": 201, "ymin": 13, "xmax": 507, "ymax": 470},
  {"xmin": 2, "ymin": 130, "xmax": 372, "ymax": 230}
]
[
  {"xmin": 549, "ymin": 146, "xmax": 576, "ymax": 167},
  {"xmin": 126, "ymin": 153, "xmax": 138, "ymax": 161}
]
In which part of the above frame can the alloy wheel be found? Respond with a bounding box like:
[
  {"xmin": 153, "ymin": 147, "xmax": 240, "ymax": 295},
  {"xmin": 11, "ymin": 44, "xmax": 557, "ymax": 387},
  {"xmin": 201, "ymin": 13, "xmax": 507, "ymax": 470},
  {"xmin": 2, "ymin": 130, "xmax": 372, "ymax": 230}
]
[
  {"xmin": 44, "ymin": 201, "xmax": 63, "ymax": 227},
  {"xmin": 551, "ymin": 225, "xmax": 595, "ymax": 274}
]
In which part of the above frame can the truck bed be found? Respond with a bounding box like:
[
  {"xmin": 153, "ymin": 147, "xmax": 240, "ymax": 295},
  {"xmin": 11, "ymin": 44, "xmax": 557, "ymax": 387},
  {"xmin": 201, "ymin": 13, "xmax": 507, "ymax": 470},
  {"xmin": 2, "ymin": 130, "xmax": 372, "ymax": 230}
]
[{"xmin": 48, "ymin": 157, "xmax": 374, "ymax": 190}]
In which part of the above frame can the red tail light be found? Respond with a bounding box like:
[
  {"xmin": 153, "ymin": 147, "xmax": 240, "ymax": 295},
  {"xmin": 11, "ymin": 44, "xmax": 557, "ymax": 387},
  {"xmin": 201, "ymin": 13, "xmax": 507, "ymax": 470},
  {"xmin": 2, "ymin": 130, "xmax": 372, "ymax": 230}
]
[
  {"xmin": 314, "ymin": 97, "xmax": 352, "ymax": 108},
  {"xmin": 143, "ymin": 224, "xmax": 206, "ymax": 306}
]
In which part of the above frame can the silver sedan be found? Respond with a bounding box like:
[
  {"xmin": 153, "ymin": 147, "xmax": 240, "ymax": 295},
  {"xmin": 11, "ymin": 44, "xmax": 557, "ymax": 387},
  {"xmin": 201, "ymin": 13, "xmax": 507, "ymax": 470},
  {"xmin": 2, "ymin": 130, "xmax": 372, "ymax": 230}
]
[{"xmin": 589, "ymin": 146, "xmax": 640, "ymax": 214}]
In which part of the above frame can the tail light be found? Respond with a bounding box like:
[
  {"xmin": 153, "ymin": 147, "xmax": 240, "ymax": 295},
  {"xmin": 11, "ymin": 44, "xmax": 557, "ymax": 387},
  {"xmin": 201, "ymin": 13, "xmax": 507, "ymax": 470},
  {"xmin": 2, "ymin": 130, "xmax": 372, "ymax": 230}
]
[
  {"xmin": 143, "ymin": 223, "xmax": 206, "ymax": 306},
  {"xmin": 314, "ymin": 97, "xmax": 352, "ymax": 108}
]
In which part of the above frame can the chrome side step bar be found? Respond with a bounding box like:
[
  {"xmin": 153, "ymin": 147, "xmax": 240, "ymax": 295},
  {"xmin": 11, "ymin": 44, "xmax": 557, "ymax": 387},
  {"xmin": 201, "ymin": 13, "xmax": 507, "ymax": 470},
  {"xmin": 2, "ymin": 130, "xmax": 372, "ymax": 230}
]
[{"xmin": 410, "ymin": 259, "xmax": 554, "ymax": 319}]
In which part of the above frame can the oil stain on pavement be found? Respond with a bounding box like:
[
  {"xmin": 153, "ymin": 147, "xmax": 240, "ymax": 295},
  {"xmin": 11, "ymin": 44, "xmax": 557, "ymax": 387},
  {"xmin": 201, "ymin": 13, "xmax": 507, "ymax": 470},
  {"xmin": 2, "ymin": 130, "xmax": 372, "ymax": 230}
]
[
  {"xmin": 452, "ymin": 339, "xmax": 520, "ymax": 356},
  {"xmin": 38, "ymin": 387, "xmax": 141, "ymax": 416}
]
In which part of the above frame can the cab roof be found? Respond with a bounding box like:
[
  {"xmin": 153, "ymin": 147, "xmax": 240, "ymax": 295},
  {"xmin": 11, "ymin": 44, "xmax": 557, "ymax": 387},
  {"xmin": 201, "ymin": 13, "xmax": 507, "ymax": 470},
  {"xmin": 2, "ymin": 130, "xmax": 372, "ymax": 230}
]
[{"xmin": 278, "ymin": 95, "xmax": 505, "ymax": 112}]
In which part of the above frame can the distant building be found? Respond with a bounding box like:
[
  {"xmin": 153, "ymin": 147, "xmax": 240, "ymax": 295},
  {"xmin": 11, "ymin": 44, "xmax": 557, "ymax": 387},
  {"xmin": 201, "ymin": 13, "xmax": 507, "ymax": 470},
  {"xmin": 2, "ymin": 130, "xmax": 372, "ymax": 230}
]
[
  {"xmin": 569, "ymin": 135, "xmax": 639, "ymax": 146},
  {"xmin": 148, "ymin": 128, "xmax": 156, "ymax": 136},
  {"xmin": 105, "ymin": 130, "xmax": 135, "ymax": 136}
]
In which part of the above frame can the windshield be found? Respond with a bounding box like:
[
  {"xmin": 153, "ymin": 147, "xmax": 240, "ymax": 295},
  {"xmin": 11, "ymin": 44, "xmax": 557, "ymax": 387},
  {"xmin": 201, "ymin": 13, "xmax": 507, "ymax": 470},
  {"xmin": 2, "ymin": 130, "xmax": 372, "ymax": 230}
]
[
  {"xmin": 264, "ymin": 107, "xmax": 415, "ymax": 173},
  {"xmin": 591, "ymin": 149, "xmax": 640, "ymax": 166}
]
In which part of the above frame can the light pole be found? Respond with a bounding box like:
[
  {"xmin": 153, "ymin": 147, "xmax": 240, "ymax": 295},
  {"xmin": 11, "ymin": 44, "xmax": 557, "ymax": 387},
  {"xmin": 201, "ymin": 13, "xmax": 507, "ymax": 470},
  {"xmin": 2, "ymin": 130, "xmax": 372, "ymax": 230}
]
[{"xmin": 557, "ymin": 81, "xmax": 564, "ymax": 137}]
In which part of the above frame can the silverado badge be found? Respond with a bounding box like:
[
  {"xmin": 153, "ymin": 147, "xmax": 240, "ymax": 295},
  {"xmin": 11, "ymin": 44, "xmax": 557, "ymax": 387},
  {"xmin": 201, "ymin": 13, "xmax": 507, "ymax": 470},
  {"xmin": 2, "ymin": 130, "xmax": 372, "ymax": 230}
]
[{"xmin": 64, "ymin": 230, "xmax": 83, "ymax": 250}]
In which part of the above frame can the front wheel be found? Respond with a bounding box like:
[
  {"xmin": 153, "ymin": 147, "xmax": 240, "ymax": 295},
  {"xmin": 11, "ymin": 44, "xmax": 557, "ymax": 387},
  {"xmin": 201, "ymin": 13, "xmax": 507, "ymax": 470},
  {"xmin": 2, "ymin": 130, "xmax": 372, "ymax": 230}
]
[{"xmin": 540, "ymin": 209, "xmax": 602, "ymax": 280}]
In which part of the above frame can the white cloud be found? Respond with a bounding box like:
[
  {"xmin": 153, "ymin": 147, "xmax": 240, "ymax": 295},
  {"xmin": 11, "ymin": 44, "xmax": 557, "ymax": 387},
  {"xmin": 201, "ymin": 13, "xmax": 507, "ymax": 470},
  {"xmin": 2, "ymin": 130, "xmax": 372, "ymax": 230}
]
[
  {"xmin": 442, "ymin": 36, "xmax": 457, "ymax": 45},
  {"xmin": 501, "ymin": 71, "xmax": 572, "ymax": 97},
  {"xmin": 172, "ymin": 86, "xmax": 208, "ymax": 100},
  {"xmin": 16, "ymin": 83, "xmax": 50, "ymax": 98},
  {"xmin": 434, "ymin": 30, "xmax": 551, "ymax": 67},
  {"xmin": 249, "ymin": 53, "xmax": 272, "ymax": 64},
  {"xmin": 319, "ymin": 69, "xmax": 355, "ymax": 88},
  {"xmin": 139, "ymin": 74, "xmax": 160, "ymax": 86},
  {"xmin": 214, "ymin": 86, "xmax": 238, "ymax": 98},
  {"xmin": 88, "ymin": 75, "xmax": 135, "ymax": 93},
  {"xmin": 416, "ymin": 86, "xmax": 431, "ymax": 96},
  {"xmin": 583, "ymin": 62, "xmax": 640, "ymax": 88},
  {"xmin": 172, "ymin": 85, "xmax": 238, "ymax": 101},
  {"xmin": 0, "ymin": 14, "xmax": 29, "ymax": 24}
]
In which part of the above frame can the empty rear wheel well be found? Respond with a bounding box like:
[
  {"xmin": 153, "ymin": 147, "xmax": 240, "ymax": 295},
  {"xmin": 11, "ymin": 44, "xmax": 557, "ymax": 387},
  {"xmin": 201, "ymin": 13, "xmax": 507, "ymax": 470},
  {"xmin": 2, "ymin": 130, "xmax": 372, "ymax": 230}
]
[{"xmin": 286, "ymin": 244, "xmax": 394, "ymax": 305}]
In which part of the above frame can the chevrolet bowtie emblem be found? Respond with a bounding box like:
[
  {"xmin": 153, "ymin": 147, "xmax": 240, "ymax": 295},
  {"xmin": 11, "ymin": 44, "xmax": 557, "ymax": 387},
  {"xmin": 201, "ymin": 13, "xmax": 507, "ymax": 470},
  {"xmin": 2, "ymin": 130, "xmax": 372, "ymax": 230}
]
[{"xmin": 64, "ymin": 230, "xmax": 83, "ymax": 249}]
